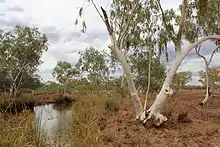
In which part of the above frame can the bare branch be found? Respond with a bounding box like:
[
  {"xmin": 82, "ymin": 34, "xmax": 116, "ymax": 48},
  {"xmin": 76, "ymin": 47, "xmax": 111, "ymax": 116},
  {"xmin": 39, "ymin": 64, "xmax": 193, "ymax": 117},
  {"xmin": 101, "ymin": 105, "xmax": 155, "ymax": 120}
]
[
  {"xmin": 181, "ymin": 35, "xmax": 220, "ymax": 59},
  {"xmin": 100, "ymin": 7, "xmax": 113, "ymax": 36},
  {"xmin": 195, "ymin": 44, "xmax": 220, "ymax": 66},
  {"xmin": 91, "ymin": 0, "xmax": 105, "ymax": 22},
  {"xmin": 208, "ymin": 44, "xmax": 220, "ymax": 65}
]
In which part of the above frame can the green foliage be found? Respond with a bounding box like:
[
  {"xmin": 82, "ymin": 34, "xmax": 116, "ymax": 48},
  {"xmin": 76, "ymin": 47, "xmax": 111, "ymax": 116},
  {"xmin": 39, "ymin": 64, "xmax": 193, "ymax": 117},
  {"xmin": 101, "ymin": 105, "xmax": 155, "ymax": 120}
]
[
  {"xmin": 52, "ymin": 61, "xmax": 79, "ymax": 85},
  {"xmin": 131, "ymin": 50, "xmax": 166, "ymax": 92},
  {"xmin": 52, "ymin": 61, "xmax": 79, "ymax": 93},
  {"xmin": 173, "ymin": 71, "xmax": 192, "ymax": 92},
  {"xmin": 0, "ymin": 25, "xmax": 48, "ymax": 96},
  {"xmin": 199, "ymin": 67, "xmax": 220, "ymax": 86},
  {"xmin": 76, "ymin": 46, "xmax": 110, "ymax": 77},
  {"xmin": 36, "ymin": 81, "xmax": 63, "ymax": 93},
  {"xmin": 75, "ymin": 46, "xmax": 112, "ymax": 91}
]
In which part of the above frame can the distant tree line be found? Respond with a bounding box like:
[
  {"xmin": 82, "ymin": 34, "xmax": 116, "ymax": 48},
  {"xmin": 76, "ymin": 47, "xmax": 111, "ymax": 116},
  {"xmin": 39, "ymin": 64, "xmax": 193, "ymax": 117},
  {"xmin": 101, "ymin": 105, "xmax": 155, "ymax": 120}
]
[{"xmin": 1, "ymin": 25, "xmax": 219, "ymax": 98}]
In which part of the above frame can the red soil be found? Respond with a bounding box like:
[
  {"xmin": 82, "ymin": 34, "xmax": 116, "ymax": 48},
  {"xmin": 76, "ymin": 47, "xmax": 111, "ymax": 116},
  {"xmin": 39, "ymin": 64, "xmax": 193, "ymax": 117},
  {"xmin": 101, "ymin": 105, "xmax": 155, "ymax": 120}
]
[{"xmin": 99, "ymin": 90, "xmax": 220, "ymax": 147}]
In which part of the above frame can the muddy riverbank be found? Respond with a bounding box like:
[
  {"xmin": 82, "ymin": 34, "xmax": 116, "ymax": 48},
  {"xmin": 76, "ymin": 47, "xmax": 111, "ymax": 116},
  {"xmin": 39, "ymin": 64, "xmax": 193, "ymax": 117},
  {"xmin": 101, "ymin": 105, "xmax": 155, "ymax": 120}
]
[{"xmin": 0, "ymin": 93, "xmax": 75, "ymax": 116}]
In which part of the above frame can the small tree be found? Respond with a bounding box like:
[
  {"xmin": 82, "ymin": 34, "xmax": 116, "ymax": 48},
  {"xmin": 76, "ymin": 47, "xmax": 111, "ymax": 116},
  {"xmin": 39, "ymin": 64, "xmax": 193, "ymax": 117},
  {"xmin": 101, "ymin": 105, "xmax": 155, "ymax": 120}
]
[
  {"xmin": 173, "ymin": 71, "xmax": 192, "ymax": 93},
  {"xmin": 52, "ymin": 61, "xmax": 79, "ymax": 93},
  {"xmin": 76, "ymin": 46, "xmax": 110, "ymax": 92},
  {"xmin": 199, "ymin": 67, "xmax": 220, "ymax": 99},
  {"xmin": 195, "ymin": 44, "xmax": 220, "ymax": 104},
  {"xmin": 131, "ymin": 50, "xmax": 166, "ymax": 94}
]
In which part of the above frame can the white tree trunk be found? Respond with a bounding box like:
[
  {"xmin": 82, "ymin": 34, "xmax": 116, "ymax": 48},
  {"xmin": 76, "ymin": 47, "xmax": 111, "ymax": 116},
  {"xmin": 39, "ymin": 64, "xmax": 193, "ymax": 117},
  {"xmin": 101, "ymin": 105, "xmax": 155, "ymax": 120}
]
[
  {"xmin": 144, "ymin": 50, "xmax": 152, "ymax": 110},
  {"xmin": 141, "ymin": 35, "xmax": 220, "ymax": 125},
  {"xmin": 120, "ymin": 72, "xmax": 125, "ymax": 89},
  {"xmin": 196, "ymin": 44, "xmax": 220, "ymax": 105},
  {"xmin": 110, "ymin": 36, "xmax": 143, "ymax": 119},
  {"xmin": 201, "ymin": 63, "xmax": 209, "ymax": 105}
]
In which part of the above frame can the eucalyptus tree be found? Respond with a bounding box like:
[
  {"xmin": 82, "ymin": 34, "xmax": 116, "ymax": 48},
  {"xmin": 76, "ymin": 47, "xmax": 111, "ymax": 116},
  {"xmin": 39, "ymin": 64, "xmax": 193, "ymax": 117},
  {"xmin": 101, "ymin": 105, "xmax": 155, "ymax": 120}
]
[
  {"xmin": 172, "ymin": 71, "xmax": 192, "ymax": 93},
  {"xmin": 76, "ymin": 0, "xmax": 164, "ymax": 119},
  {"xmin": 76, "ymin": 0, "xmax": 220, "ymax": 126},
  {"xmin": 52, "ymin": 61, "xmax": 79, "ymax": 93},
  {"xmin": 0, "ymin": 25, "xmax": 48, "ymax": 97},
  {"xmin": 76, "ymin": 46, "xmax": 111, "ymax": 91},
  {"xmin": 130, "ymin": 50, "xmax": 166, "ymax": 94},
  {"xmin": 199, "ymin": 67, "xmax": 220, "ymax": 101},
  {"xmin": 195, "ymin": 45, "xmax": 220, "ymax": 104},
  {"xmin": 142, "ymin": 0, "xmax": 220, "ymax": 125}
]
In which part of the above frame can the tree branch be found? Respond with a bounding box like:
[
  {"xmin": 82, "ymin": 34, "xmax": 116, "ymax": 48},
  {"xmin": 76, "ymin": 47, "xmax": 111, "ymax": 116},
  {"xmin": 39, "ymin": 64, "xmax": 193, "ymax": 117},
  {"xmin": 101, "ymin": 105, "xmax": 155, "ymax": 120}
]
[
  {"xmin": 195, "ymin": 44, "xmax": 207, "ymax": 65},
  {"xmin": 156, "ymin": 0, "xmax": 177, "ymax": 44},
  {"xmin": 91, "ymin": 0, "xmax": 105, "ymax": 22},
  {"xmin": 195, "ymin": 44, "xmax": 220, "ymax": 66},
  {"xmin": 119, "ymin": 0, "xmax": 140, "ymax": 50},
  {"xmin": 144, "ymin": 50, "xmax": 152, "ymax": 110},
  {"xmin": 181, "ymin": 35, "xmax": 220, "ymax": 60},
  {"xmin": 176, "ymin": 0, "xmax": 188, "ymax": 44},
  {"xmin": 100, "ymin": 7, "xmax": 113, "ymax": 36},
  {"xmin": 208, "ymin": 44, "xmax": 220, "ymax": 65}
]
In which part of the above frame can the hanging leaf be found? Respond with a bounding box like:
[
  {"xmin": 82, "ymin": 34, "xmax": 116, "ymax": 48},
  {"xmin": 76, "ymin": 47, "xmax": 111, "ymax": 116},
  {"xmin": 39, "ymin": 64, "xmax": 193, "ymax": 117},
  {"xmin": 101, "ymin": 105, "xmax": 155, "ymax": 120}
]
[
  {"xmin": 81, "ymin": 21, "xmax": 87, "ymax": 33},
  {"xmin": 74, "ymin": 19, "xmax": 78, "ymax": 25},
  {"xmin": 110, "ymin": 10, "xmax": 115, "ymax": 18},
  {"xmin": 79, "ymin": 7, "xmax": 83, "ymax": 17}
]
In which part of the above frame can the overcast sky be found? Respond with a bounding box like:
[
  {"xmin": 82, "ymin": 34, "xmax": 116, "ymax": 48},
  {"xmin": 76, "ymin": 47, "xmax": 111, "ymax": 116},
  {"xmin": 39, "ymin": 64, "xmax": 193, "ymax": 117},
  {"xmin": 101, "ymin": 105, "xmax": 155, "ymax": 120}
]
[{"xmin": 0, "ymin": 0, "xmax": 220, "ymax": 85}]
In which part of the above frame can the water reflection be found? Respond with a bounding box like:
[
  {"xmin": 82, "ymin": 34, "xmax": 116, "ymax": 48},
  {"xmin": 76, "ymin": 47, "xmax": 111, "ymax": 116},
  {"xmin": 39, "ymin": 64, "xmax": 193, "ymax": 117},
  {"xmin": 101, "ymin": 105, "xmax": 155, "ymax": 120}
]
[{"xmin": 34, "ymin": 103, "xmax": 72, "ymax": 146}]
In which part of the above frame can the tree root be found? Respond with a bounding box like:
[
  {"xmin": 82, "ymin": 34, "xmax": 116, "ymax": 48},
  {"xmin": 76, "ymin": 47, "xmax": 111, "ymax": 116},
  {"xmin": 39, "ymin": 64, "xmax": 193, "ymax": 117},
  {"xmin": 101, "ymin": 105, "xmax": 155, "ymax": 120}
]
[{"xmin": 137, "ymin": 110, "xmax": 168, "ymax": 126}]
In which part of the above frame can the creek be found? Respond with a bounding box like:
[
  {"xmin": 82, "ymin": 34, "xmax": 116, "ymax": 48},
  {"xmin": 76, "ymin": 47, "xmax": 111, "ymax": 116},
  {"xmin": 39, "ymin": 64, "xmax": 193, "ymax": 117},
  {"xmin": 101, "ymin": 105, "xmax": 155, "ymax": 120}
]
[{"xmin": 34, "ymin": 103, "xmax": 73, "ymax": 146}]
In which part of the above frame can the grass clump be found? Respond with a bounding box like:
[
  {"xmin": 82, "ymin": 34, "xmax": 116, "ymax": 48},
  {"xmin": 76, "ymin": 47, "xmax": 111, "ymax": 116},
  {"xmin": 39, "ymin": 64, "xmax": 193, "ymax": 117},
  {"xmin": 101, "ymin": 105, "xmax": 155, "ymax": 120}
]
[
  {"xmin": 68, "ymin": 98, "xmax": 105, "ymax": 147},
  {"xmin": 0, "ymin": 110, "xmax": 47, "ymax": 147},
  {"xmin": 105, "ymin": 98, "xmax": 120, "ymax": 112}
]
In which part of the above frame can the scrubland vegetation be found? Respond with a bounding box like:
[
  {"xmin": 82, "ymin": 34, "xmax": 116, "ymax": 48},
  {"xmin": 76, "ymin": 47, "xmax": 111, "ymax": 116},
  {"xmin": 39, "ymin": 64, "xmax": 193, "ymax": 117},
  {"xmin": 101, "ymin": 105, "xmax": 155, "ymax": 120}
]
[
  {"xmin": 1, "ymin": 0, "xmax": 220, "ymax": 146},
  {"xmin": 1, "ymin": 90, "xmax": 220, "ymax": 146}
]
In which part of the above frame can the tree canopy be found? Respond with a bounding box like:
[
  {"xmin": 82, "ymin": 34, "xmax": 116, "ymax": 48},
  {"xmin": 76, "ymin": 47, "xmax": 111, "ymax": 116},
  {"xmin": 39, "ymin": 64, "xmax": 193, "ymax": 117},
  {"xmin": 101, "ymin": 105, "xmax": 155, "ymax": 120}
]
[{"xmin": 0, "ymin": 25, "xmax": 48, "ymax": 96}]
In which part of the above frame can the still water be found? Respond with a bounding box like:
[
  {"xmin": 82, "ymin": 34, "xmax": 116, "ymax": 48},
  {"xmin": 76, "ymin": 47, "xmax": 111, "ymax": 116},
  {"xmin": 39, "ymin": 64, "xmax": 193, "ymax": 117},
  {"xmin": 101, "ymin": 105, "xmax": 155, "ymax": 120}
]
[{"xmin": 34, "ymin": 103, "xmax": 73, "ymax": 146}]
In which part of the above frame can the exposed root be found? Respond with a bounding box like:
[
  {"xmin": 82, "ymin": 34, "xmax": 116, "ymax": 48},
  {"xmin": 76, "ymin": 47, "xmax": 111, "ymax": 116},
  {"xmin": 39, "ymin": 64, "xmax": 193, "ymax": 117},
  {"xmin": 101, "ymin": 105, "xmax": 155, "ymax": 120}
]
[
  {"xmin": 154, "ymin": 114, "xmax": 168, "ymax": 126},
  {"xmin": 138, "ymin": 86, "xmax": 173, "ymax": 126},
  {"xmin": 138, "ymin": 110, "xmax": 167, "ymax": 126}
]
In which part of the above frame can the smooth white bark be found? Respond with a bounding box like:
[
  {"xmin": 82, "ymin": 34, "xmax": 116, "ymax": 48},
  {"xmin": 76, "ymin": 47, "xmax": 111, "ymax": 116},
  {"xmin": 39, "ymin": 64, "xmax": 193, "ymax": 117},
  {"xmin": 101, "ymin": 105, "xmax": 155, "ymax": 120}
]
[
  {"xmin": 96, "ymin": 1, "xmax": 143, "ymax": 118},
  {"xmin": 141, "ymin": 35, "xmax": 220, "ymax": 125},
  {"xmin": 144, "ymin": 51, "xmax": 152, "ymax": 110},
  {"xmin": 196, "ymin": 45, "xmax": 220, "ymax": 105},
  {"xmin": 110, "ymin": 36, "xmax": 143, "ymax": 118},
  {"xmin": 201, "ymin": 64, "xmax": 210, "ymax": 104}
]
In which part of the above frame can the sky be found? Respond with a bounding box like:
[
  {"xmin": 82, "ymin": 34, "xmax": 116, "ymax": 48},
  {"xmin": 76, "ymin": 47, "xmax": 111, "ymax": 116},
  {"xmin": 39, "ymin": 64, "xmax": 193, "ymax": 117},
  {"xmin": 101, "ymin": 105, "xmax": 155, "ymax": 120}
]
[{"xmin": 0, "ymin": 0, "xmax": 220, "ymax": 85}]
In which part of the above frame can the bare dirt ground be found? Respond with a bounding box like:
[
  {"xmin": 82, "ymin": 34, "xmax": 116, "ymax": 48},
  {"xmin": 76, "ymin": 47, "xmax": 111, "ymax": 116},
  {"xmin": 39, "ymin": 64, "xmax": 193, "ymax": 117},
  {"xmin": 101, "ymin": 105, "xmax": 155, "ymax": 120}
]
[{"xmin": 99, "ymin": 90, "xmax": 220, "ymax": 147}]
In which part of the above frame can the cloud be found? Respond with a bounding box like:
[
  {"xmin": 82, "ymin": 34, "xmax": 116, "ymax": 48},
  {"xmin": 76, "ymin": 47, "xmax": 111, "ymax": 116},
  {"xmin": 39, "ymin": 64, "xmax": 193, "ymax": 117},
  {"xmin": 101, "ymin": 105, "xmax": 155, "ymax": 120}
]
[
  {"xmin": 1, "ymin": 0, "xmax": 219, "ymax": 85},
  {"xmin": 160, "ymin": 40, "xmax": 220, "ymax": 85},
  {"xmin": 0, "ymin": 0, "xmax": 113, "ymax": 81},
  {"xmin": 7, "ymin": 5, "xmax": 24, "ymax": 12}
]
